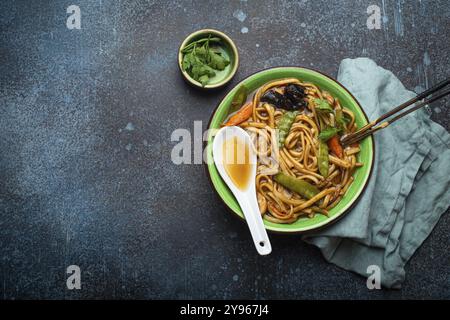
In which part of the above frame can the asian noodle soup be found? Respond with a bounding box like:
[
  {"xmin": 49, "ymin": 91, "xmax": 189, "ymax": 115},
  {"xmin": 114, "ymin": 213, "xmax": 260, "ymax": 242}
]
[
  {"xmin": 222, "ymin": 78, "xmax": 363, "ymax": 224},
  {"xmin": 222, "ymin": 136, "xmax": 252, "ymax": 190}
]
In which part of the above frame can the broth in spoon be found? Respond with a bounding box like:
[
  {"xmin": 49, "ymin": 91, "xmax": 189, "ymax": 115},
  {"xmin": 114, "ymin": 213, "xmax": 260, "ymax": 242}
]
[{"xmin": 222, "ymin": 136, "xmax": 252, "ymax": 191}]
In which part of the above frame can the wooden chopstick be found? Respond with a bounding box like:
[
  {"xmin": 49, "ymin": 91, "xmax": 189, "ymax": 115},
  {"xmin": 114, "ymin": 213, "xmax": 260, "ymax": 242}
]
[{"xmin": 341, "ymin": 77, "xmax": 450, "ymax": 147}]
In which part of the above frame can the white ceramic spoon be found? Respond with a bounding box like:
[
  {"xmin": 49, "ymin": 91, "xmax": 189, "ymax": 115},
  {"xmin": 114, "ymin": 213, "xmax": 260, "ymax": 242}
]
[{"xmin": 212, "ymin": 126, "xmax": 272, "ymax": 255}]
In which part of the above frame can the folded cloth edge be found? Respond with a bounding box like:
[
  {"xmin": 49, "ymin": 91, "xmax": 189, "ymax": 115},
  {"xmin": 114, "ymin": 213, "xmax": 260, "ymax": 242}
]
[{"xmin": 302, "ymin": 57, "xmax": 450, "ymax": 289}]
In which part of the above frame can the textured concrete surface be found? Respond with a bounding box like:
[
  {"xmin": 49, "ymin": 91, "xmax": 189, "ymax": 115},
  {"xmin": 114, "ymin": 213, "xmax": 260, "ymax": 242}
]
[{"xmin": 1, "ymin": 0, "xmax": 449, "ymax": 299}]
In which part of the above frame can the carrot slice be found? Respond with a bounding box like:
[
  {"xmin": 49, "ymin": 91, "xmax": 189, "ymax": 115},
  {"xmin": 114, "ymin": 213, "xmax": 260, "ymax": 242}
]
[
  {"xmin": 222, "ymin": 102, "xmax": 253, "ymax": 127},
  {"xmin": 327, "ymin": 135, "xmax": 344, "ymax": 159}
]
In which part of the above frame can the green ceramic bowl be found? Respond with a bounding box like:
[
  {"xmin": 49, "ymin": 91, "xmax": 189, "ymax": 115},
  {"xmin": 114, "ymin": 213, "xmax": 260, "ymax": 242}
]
[
  {"xmin": 205, "ymin": 67, "xmax": 375, "ymax": 233},
  {"xmin": 178, "ymin": 29, "xmax": 239, "ymax": 89}
]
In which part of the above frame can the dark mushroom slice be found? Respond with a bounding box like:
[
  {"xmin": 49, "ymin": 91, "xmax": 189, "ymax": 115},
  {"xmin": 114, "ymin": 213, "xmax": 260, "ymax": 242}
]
[
  {"xmin": 285, "ymin": 84, "xmax": 306, "ymax": 103},
  {"xmin": 285, "ymin": 84, "xmax": 307, "ymax": 111},
  {"xmin": 261, "ymin": 90, "xmax": 284, "ymax": 106},
  {"xmin": 287, "ymin": 99, "xmax": 307, "ymax": 111},
  {"xmin": 295, "ymin": 99, "xmax": 308, "ymax": 109},
  {"xmin": 261, "ymin": 90, "xmax": 294, "ymax": 110}
]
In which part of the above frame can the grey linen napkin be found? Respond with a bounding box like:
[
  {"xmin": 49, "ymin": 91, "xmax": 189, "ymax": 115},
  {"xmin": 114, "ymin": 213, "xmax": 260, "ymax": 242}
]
[{"xmin": 302, "ymin": 58, "xmax": 450, "ymax": 289}]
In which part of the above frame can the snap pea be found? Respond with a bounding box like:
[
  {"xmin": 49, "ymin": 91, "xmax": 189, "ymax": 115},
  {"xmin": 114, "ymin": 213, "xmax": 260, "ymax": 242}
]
[
  {"xmin": 314, "ymin": 98, "xmax": 333, "ymax": 112},
  {"xmin": 318, "ymin": 140, "xmax": 329, "ymax": 177},
  {"xmin": 335, "ymin": 108, "xmax": 344, "ymax": 129},
  {"xmin": 318, "ymin": 126, "xmax": 339, "ymax": 142},
  {"xmin": 274, "ymin": 173, "xmax": 319, "ymax": 199},
  {"xmin": 277, "ymin": 111, "xmax": 298, "ymax": 147}
]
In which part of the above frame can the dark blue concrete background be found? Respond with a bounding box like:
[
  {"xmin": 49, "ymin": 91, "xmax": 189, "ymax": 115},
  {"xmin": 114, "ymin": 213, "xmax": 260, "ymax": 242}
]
[{"xmin": 1, "ymin": 0, "xmax": 449, "ymax": 299}]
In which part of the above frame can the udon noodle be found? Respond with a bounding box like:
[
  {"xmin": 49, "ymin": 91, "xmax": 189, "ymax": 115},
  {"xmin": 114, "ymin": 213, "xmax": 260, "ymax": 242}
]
[{"xmin": 226, "ymin": 78, "xmax": 362, "ymax": 224}]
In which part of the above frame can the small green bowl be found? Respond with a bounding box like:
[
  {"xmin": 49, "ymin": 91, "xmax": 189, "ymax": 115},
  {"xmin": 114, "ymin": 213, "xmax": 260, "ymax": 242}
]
[
  {"xmin": 178, "ymin": 29, "xmax": 239, "ymax": 89},
  {"xmin": 205, "ymin": 67, "xmax": 375, "ymax": 233}
]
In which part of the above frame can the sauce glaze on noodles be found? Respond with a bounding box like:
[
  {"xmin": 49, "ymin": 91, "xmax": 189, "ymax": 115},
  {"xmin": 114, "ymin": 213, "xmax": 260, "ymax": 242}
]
[{"xmin": 231, "ymin": 78, "xmax": 362, "ymax": 224}]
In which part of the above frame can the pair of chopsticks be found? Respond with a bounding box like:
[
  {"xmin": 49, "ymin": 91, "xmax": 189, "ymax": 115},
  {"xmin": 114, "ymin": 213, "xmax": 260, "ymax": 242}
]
[{"xmin": 340, "ymin": 77, "xmax": 450, "ymax": 147}]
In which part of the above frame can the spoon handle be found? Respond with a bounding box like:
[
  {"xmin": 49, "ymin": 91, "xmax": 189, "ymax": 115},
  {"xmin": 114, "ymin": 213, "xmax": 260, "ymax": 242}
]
[{"xmin": 236, "ymin": 191, "xmax": 272, "ymax": 255}]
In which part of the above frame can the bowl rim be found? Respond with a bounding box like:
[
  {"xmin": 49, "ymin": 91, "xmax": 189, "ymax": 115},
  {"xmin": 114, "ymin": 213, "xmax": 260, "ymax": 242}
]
[
  {"xmin": 204, "ymin": 66, "xmax": 375, "ymax": 234},
  {"xmin": 178, "ymin": 29, "xmax": 239, "ymax": 89}
]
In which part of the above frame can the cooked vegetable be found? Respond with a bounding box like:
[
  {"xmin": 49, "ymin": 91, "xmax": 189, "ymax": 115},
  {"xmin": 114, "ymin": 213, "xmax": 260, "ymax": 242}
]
[
  {"xmin": 229, "ymin": 85, "xmax": 248, "ymax": 115},
  {"xmin": 222, "ymin": 102, "xmax": 253, "ymax": 127},
  {"xmin": 335, "ymin": 107, "xmax": 346, "ymax": 131},
  {"xmin": 314, "ymin": 98, "xmax": 334, "ymax": 112},
  {"xmin": 318, "ymin": 140, "xmax": 329, "ymax": 177},
  {"xmin": 277, "ymin": 111, "xmax": 298, "ymax": 147},
  {"xmin": 285, "ymin": 84, "xmax": 306, "ymax": 102},
  {"xmin": 261, "ymin": 84, "xmax": 307, "ymax": 111},
  {"xmin": 261, "ymin": 90, "xmax": 293, "ymax": 109},
  {"xmin": 318, "ymin": 126, "xmax": 340, "ymax": 142},
  {"xmin": 274, "ymin": 173, "xmax": 320, "ymax": 199},
  {"xmin": 327, "ymin": 135, "xmax": 344, "ymax": 158},
  {"xmin": 181, "ymin": 35, "xmax": 230, "ymax": 86},
  {"xmin": 219, "ymin": 78, "xmax": 364, "ymax": 225}
]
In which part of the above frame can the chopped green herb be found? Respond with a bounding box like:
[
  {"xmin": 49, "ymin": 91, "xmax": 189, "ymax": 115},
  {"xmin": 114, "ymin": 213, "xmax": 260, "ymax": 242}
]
[
  {"xmin": 198, "ymin": 74, "xmax": 210, "ymax": 87},
  {"xmin": 181, "ymin": 35, "xmax": 230, "ymax": 87},
  {"xmin": 208, "ymin": 50, "xmax": 229, "ymax": 70},
  {"xmin": 181, "ymin": 37, "xmax": 222, "ymax": 53}
]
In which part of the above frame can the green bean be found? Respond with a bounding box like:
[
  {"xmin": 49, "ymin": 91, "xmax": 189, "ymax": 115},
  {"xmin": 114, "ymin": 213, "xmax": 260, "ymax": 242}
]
[
  {"xmin": 277, "ymin": 111, "xmax": 298, "ymax": 147},
  {"xmin": 274, "ymin": 173, "xmax": 320, "ymax": 199}
]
